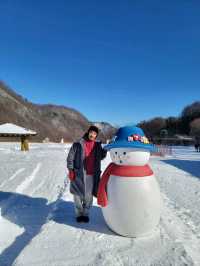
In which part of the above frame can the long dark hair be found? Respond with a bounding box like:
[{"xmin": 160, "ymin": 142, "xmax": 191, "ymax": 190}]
[{"xmin": 83, "ymin": 132, "xmax": 89, "ymax": 140}]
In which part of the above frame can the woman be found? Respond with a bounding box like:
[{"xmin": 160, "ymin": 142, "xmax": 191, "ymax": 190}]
[{"xmin": 67, "ymin": 126, "xmax": 107, "ymax": 223}]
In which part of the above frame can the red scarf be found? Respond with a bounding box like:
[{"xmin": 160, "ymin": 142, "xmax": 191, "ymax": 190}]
[{"xmin": 97, "ymin": 163, "xmax": 153, "ymax": 207}]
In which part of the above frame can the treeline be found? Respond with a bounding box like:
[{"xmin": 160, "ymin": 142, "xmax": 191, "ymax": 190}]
[{"xmin": 137, "ymin": 101, "xmax": 200, "ymax": 144}]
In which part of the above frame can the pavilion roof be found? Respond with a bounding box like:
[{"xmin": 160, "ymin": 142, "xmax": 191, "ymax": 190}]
[{"xmin": 0, "ymin": 123, "xmax": 37, "ymax": 136}]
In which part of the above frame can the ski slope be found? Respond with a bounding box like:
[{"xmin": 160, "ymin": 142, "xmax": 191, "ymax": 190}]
[{"xmin": 0, "ymin": 143, "xmax": 200, "ymax": 266}]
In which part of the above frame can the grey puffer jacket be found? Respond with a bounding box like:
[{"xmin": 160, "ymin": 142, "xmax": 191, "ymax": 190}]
[{"xmin": 67, "ymin": 138, "xmax": 107, "ymax": 197}]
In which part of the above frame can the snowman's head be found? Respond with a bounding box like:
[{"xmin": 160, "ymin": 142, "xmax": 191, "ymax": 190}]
[{"xmin": 110, "ymin": 147, "xmax": 150, "ymax": 166}]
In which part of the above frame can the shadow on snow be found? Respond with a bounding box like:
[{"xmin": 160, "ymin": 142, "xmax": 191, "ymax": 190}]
[
  {"xmin": 162, "ymin": 159, "xmax": 200, "ymax": 180},
  {"xmin": 0, "ymin": 191, "xmax": 113, "ymax": 266}
]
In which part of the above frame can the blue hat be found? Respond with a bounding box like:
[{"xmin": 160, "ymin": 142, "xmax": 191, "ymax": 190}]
[{"xmin": 104, "ymin": 126, "xmax": 157, "ymax": 152}]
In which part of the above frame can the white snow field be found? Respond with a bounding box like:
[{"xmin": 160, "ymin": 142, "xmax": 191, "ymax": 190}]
[{"xmin": 0, "ymin": 143, "xmax": 200, "ymax": 266}]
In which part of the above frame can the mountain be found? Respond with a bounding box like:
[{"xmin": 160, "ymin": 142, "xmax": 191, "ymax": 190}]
[
  {"xmin": 0, "ymin": 81, "xmax": 115, "ymax": 142},
  {"xmin": 0, "ymin": 81, "xmax": 106, "ymax": 142}
]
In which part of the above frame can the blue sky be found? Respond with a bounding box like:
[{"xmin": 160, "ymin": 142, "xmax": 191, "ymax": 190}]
[{"xmin": 0, "ymin": 0, "xmax": 200, "ymax": 126}]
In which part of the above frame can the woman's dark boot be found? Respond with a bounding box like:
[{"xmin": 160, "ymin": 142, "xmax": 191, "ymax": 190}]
[
  {"xmin": 82, "ymin": 216, "xmax": 89, "ymax": 223},
  {"xmin": 76, "ymin": 216, "xmax": 84, "ymax": 223}
]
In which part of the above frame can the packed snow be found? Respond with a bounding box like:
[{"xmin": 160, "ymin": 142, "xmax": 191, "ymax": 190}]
[
  {"xmin": 0, "ymin": 142, "xmax": 200, "ymax": 266},
  {"xmin": 0, "ymin": 123, "xmax": 36, "ymax": 135}
]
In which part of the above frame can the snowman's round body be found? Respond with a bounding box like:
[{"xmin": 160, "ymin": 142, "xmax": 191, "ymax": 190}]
[{"xmin": 102, "ymin": 148, "xmax": 162, "ymax": 237}]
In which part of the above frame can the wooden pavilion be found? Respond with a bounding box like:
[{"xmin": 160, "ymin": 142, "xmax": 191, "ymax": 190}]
[{"xmin": 0, "ymin": 123, "xmax": 37, "ymax": 151}]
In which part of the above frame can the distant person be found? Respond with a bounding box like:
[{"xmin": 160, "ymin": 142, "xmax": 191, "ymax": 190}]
[
  {"xmin": 194, "ymin": 143, "xmax": 198, "ymax": 152},
  {"xmin": 67, "ymin": 126, "xmax": 107, "ymax": 223},
  {"xmin": 194, "ymin": 136, "xmax": 200, "ymax": 152}
]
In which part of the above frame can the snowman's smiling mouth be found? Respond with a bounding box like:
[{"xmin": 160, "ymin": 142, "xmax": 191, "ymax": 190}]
[{"xmin": 119, "ymin": 160, "xmax": 123, "ymax": 164}]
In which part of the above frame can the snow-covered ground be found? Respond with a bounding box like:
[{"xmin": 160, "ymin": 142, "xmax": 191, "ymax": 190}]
[{"xmin": 0, "ymin": 142, "xmax": 200, "ymax": 266}]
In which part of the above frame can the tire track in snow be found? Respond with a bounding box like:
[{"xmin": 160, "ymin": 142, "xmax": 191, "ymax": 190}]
[
  {"xmin": 16, "ymin": 163, "xmax": 42, "ymax": 194},
  {"xmin": 161, "ymin": 193, "xmax": 200, "ymax": 265},
  {"xmin": 31, "ymin": 180, "xmax": 46, "ymax": 195},
  {"xmin": 0, "ymin": 163, "xmax": 42, "ymax": 221},
  {"xmin": 0, "ymin": 168, "xmax": 25, "ymax": 188},
  {"xmin": 10, "ymin": 168, "xmax": 25, "ymax": 181}
]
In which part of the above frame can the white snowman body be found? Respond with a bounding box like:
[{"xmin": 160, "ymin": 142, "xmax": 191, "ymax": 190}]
[{"xmin": 102, "ymin": 148, "xmax": 162, "ymax": 237}]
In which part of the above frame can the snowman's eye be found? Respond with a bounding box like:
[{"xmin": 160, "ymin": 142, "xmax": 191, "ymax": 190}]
[
  {"xmin": 123, "ymin": 152, "xmax": 126, "ymax": 155},
  {"xmin": 115, "ymin": 152, "xmax": 117, "ymax": 155}
]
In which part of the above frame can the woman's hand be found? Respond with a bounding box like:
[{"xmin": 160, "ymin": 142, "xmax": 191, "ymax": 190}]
[{"xmin": 68, "ymin": 170, "xmax": 75, "ymax": 181}]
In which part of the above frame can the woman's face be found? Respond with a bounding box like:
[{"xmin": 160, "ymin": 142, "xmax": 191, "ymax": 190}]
[{"xmin": 88, "ymin": 130, "xmax": 97, "ymax": 141}]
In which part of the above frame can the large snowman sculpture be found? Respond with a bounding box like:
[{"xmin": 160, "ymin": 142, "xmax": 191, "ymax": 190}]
[{"xmin": 97, "ymin": 126, "xmax": 162, "ymax": 237}]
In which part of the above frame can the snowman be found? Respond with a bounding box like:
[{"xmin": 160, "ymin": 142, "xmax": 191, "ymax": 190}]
[{"xmin": 97, "ymin": 126, "xmax": 162, "ymax": 237}]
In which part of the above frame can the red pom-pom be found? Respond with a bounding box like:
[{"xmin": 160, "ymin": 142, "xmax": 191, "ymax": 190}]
[{"xmin": 133, "ymin": 134, "xmax": 140, "ymax": 141}]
